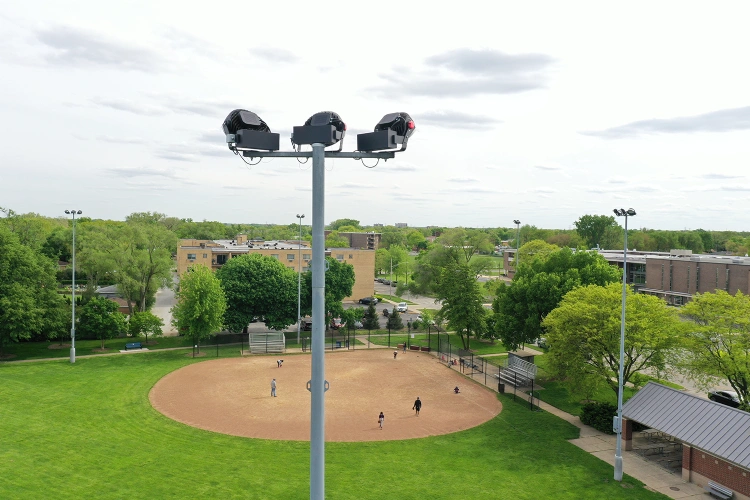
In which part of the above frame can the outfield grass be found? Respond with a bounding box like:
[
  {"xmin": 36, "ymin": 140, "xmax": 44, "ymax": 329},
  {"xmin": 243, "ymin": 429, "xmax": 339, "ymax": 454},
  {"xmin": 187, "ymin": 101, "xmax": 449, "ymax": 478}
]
[
  {"xmin": 363, "ymin": 332, "xmax": 508, "ymax": 355},
  {"xmin": 0, "ymin": 351, "xmax": 666, "ymax": 499}
]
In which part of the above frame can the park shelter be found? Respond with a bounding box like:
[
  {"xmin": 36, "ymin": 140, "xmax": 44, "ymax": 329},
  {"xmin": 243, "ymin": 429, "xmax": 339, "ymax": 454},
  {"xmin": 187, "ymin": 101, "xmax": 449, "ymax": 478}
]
[{"xmin": 622, "ymin": 382, "xmax": 750, "ymax": 499}]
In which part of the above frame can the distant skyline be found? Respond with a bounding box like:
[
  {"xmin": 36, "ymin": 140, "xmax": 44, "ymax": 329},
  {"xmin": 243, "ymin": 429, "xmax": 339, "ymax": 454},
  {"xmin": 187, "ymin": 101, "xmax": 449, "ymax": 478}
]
[{"xmin": 2, "ymin": 1, "xmax": 749, "ymax": 231}]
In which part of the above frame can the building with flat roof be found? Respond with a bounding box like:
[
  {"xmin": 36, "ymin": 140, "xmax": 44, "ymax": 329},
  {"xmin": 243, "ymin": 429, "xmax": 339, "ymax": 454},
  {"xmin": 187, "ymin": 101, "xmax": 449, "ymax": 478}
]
[
  {"xmin": 599, "ymin": 249, "xmax": 750, "ymax": 305},
  {"xmin": 176, "ymin": 235, "xmax": 375, "ymax": 301},
  {"xmin": 324, "ymin": 231, "xmax": 381, "ymax": 250}
]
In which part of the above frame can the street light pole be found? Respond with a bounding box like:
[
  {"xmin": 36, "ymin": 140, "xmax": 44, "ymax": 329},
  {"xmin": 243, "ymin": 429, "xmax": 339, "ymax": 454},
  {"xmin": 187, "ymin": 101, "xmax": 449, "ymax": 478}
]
[
  {"xmin": 513, "ymin": 220, "xmax": 521, "ymax": 273},
  {"xmin": 613, "ymin": 207, "xmax": 636, "ymax": 481},
  {"xmin": 296, "ymin": 213, "xmax": 305, "ymax": 345},
  {"xmin": 65, "ymin": 209, "xmax": 82, "ymax": 364}
]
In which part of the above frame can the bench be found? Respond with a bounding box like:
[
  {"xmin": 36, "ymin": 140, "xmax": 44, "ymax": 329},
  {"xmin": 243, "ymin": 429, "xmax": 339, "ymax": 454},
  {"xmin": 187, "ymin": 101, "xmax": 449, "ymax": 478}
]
[
  {"xmin": 706, "ymin": 480, "xmax": 734, "ymax": 499},
  {"xmin": 125, "ymin": 342, "xmax": 143, "ymax": 350}
]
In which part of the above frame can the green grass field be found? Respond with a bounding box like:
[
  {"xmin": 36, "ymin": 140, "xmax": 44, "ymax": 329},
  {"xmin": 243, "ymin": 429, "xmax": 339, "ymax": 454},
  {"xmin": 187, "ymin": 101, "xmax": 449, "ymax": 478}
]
[{"xmin": 0, "ymin": 350, "xmax": 666, "ymax": 499}]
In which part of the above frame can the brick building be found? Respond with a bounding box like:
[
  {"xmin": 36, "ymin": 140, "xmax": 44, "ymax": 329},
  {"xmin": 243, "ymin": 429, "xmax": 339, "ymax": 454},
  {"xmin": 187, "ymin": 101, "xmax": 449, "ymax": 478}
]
[{"xmin": 176, "ymin": 235, "xmax": 375, "ymax": 301}]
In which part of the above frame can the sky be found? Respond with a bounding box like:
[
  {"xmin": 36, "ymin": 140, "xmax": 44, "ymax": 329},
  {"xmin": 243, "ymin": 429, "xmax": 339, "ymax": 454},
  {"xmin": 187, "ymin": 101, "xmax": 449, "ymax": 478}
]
[{"xmin": 1, "ymin": 1, "xmax": 749, "ymax": 231}]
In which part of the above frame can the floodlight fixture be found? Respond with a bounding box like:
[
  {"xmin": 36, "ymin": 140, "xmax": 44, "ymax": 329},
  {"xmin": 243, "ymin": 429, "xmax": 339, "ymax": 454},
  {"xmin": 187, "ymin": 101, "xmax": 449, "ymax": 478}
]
[
  {"xmin": 357, "ymin": 112, "xmax": 415, "ymax": 152},
  {"xmin": 513, "ymin": 219, "xmax": 520, "ymax": 225},
  {"xmin": 613, "ymin": 208, "xmax": 636, "ymax": 217},
  {"xmin": 222, "ymin": 109, "xmax": 280, "ymax": 152},
  {"xmin": 291, "ymin": 111, "xmax": 346, "ymax": 151},
  {"xmin": 65, "ymin": 210, "xmax": 82, "ymax": 215}
]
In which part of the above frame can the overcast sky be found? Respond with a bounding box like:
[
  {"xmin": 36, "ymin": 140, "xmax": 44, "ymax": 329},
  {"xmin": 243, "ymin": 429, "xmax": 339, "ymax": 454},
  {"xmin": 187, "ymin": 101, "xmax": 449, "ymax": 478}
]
[{"xmin": 2, "ymin": 1, "xmax": 749, "ymax": 231}]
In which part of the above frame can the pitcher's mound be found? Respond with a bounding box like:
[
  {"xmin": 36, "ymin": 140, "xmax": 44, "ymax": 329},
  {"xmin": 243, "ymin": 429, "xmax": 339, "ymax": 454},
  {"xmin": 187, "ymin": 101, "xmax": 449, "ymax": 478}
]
[{"xmin": 149, "ymin": 349, "xmax": 502, "ymax": 442}]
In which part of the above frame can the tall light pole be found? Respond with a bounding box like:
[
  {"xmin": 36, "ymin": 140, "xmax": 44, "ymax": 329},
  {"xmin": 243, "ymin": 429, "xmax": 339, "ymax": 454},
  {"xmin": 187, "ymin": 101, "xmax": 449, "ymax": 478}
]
[
  {"xmin": 613, "ymin": 207, "xmax": 636, "ymax": 481},
  {"xmin": 296, "ymin": 213, "xmax": 305, "ymax": 345},
  {"xmin": 513, "ymin": 220, "xmax": 521, "ymax": 273},
  {"xmin": 224, "ymin": 108, "xmax": 412, "ymax": 500},
  {"xmin": 65, "ymin": 209, "xmax": 82, "ymax": 364}
]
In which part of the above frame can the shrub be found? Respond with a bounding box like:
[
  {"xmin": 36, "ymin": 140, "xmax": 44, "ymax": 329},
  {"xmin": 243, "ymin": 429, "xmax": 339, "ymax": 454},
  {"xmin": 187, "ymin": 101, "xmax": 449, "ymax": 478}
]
[{"xmin": 580, "ymin": 402, "xmax": 617, "ymax": 434}]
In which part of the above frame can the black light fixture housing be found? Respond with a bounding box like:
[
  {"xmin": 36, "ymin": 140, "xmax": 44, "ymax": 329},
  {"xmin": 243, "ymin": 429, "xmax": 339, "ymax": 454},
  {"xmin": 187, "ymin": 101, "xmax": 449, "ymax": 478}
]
[
  {"xmin": 357, "ymin": 112, "xmax": 415, "ymax": 152},
  {"xmin": 613, "ymin": 208, "xmax": 636, "ymax": 217},
  {"xmin": 291, "ymin": 111, "xmax": 346, "ymax": 151},
  {"xmin": 222, "ymin": 109, "xmax": 280, "ymax": 152}
]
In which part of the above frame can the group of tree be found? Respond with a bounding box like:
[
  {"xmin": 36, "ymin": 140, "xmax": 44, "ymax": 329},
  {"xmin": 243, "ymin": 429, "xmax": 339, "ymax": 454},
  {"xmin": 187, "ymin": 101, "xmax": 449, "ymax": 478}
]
[
  {"xmin": 171, "ymin": 254, "xmax": 355, "ymax": 346},
  {"xmin": 492, "ymin": 244, "xmax": 621, "ymax": 350}
]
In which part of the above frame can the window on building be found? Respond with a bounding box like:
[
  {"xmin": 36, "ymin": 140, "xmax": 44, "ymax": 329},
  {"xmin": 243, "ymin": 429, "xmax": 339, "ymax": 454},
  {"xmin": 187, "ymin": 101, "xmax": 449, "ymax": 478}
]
[
  {"xmin": 336, "ymin": 254, "xmax": 344, "ymax": 261},
  {"xmin": 287, "ymin": 254, "xmax": 295, "ymax": 261},
  {"xmin": 303, "ymin": 253, "xmax": 311, "ymax": 260},
  {"xmin": 349, "ymin": 254, "xmax": 353, "ymax": 259},
  {"xmin": 216, "ymin": 254, "xmax": 227, "ymax": 265},
  {"xmin": 271, "ymin": 254, "xmax": 279, "ymax": 260},
  {"xmin": 187, "ymin": 253, "xmax": 196, "ymax": 260},
  {"xmin": 203, "ymin": 253, "xmax": 208, "ymax": 259}
]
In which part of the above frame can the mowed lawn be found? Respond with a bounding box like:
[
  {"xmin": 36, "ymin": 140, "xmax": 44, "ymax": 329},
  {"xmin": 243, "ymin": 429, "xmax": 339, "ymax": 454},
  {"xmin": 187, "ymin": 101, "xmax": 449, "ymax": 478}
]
[{"xmin": 0, "ymin": 351, "xmax": 667, "ymax": 499}]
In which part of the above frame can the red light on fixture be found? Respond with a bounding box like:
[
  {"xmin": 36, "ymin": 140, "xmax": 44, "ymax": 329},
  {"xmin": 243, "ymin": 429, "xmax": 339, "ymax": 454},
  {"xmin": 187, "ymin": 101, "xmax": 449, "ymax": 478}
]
[{"xmin": 407, "ymin": 121, "xmax": 415, "ymax": 130}]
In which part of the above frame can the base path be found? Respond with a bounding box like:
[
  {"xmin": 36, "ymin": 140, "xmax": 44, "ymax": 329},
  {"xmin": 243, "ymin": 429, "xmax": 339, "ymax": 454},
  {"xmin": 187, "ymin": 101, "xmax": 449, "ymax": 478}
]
[{"xmin": 149, "ymin": 350, "xmax": 502, "ymax": 442}]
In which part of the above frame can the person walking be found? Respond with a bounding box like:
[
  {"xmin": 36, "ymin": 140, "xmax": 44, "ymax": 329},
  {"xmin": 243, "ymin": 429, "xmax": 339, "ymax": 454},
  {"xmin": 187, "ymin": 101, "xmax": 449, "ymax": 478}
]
[
  {"xmin": 412, "ymin": 396, "xmax": 422, "ymax": 416},
  {"xmin": 393, "ymin": 350, "xmax": 397, "ymax": 360},
  {"xmin": 378, "ymin": 411, "xmax": 385, "ymax": 430},
  {"xmin": 271, "ymin": 378, "xmax": 277, "ymax": 397}
]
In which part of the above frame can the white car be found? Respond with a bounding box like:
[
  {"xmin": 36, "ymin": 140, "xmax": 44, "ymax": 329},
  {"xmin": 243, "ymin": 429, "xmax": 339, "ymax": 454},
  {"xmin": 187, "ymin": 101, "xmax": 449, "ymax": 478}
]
[{"xmin": 396, "ymin": 302, "xmax": 408, "ymax": 313}]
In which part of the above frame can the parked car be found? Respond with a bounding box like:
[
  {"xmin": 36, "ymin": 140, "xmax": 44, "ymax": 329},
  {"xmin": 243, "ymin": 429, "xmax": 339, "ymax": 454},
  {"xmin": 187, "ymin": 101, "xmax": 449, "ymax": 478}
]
[
  {"xmin": 359, "ymin": 296, "xmax": 379, "ymax": 305},
  {"xmin": 536, "ymin": 337, "xmax": 548, "ymax": 349},
  {"xmin": 708, "ymin": 390, "xmax": 740, "ymax": 408},
  {"xmin": 382, "ymin": 279, "xmax": 391, "ymax": 285},
  {"xmin": 303, "ymin": 318, "xmax": 313, "ymax": 331},
  {"xmin": 382, "ymin": 308, "xmax": 390, "ymax": 317},
  {"xmin": 375, "ymin": 278, "xmax": 384, "ymax": 283},
  {"xmin": 396, "ymin": 302, "xmax": 408, "ymax": 313},
  {"xmin": 330, "ymin": 318, "xmax": 342, "ymax": 330},
  {"xmin": 354, "ymin": 321, "xmax": 363, "ymax": 329}
]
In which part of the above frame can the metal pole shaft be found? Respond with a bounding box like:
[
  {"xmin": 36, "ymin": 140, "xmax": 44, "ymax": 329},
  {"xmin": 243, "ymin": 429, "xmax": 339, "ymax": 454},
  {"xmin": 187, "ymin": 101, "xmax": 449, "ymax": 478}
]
[
  {"xmin": 515, "ymin": 223, "xmax": 520, "ymax": 270},
  {"xmin": 310, "ymin": 143, "xmax": 326, "ymax": 500},
  {"xmin": 614, "ymin": 215, "xmax": 628, "ymax": 481},
  {"xmin": 70, "ymin": 213, "xmax": 77, "ymax": 364},
  {"xmin": 297, "ymin": 216, "xmax": 303, "ymax": 345}
]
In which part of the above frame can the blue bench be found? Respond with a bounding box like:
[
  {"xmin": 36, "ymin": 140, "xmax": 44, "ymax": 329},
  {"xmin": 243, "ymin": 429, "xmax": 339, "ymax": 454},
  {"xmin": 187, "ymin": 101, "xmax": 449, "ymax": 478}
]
[{"xmin": 125, "ymin": 342, "xmax": 143, "ymax": 350}]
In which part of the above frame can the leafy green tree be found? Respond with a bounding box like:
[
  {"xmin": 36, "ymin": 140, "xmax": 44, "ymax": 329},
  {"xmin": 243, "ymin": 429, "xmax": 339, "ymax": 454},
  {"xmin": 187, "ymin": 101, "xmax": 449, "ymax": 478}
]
[
  {"xmin": 375, "ymin": 248, "xmax": 390, "ymax": 276},
  {"xmin": 542, "ymin": 283, "xmax": 681, "ymax": 397},
  {"xmin": 327, "ymin": 219, "xmax": 361, "ymax": 231},
  {"xmin": 0, "ymin": 207, "xmax": 65, "ymax": 251},
  {"xmin": 388, "ymin": 245, "xmax": 408, "ymax": 281},
  {"xmin": 438, "ymin": 228, "xmax": 493, "ymax": 263},
  {"xmin": 435, "ymin": 261, "xmax": 487, "ymax": 349},
  {"xmin": 77, "ymin": 297, "xmax": 128, "ymax": 349},
  {"xmin": 325, "ymin": 231, "xmax": 350, "ymax": 248},
  {"xmin": 677, "ymin": 291, "xmax": 750, "ymax": 409},
  {"xmin": 216, "ymin": 254, "xmax": 298, "ymax": 332},
  {"xmin": 406, "ymin": 230, "xmax": 427, "ymax": 249},
  {"xmin": 387, "ymin": 308, "xmax": 404, "ymax": 331},
  {"xmin": 362, "ymin": 302, "xmax": 379, "ymax": 332},
  {"xmin": 341, "ymin": 307, "xmax": 364, "ymax": 332},
  {"xmin": 518, "ymin": 240, "xmax": 559, "ymax": 265},
  {"xmin": 493, "ymin": 246, "xmax": 620, "ymax": 350},
  {"xmin": 128, "ymin": 311, "xmax": 164, "ymax": 344},
  {"xmin": 574, "ymin": 214, "xmax": 618, "ymax": 249},
  {"xmin": 301, "ymin": 257, "xmax": 355, "ymax": 325},
  {"xmin": 380, "ymin": 226, "xmax": 406, "ymax": 249},
  {"xmin": 171, "ymin": 265, "xmax": 227, "ymax": 346},
  {"xmin": 79, "ymin": 219, "xmax": 176, "ymax": 313},
  {"xmin": 0, "ymin": 226, "xmax": 64, "ymax": 354}
]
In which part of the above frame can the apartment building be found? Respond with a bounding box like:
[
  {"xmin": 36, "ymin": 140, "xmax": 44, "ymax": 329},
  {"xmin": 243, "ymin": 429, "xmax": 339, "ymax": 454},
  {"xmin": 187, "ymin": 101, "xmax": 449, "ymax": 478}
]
[{"xmin": 176, "ymin": 234, "xmax": 375, "ymax": 301}]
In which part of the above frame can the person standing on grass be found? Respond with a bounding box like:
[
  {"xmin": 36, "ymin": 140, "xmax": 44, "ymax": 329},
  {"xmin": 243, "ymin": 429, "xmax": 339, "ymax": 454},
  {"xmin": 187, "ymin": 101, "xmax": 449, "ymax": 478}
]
[
  {"xmin": 413, "ymin": 396, "xmax": 422, "ymax": 416},
  {"xmin": 271, "ymin": 378, "xmax": 277, "ymax": 397},
  {"xmin": 378, "ymin": 411, "xmax": 385, "ymax": 429}
]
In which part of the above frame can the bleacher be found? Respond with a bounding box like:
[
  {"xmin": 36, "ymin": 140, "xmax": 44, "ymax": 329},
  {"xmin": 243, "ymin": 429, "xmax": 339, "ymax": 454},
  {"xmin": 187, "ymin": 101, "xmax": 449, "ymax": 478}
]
[
  {"xmin": 496, "ymin": 355, "xmax": 537, "ymax": 388},
  {"xmin": 248, "ymin": 333, "xmax": 285, "ymax": 354}
]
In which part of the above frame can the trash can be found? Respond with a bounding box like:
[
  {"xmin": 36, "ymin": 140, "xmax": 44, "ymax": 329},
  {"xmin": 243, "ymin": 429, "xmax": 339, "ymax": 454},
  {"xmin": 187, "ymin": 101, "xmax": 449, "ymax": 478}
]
[{"xmin": 498, "ymin": 383, "xmax": 505, "ymax": 394}]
